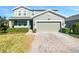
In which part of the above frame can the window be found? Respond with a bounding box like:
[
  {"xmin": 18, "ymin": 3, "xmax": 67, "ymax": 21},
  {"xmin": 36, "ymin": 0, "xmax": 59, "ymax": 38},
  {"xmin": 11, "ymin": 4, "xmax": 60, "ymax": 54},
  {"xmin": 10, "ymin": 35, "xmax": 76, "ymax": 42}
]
[
  {"xmin": 16, "ymin": 20, "xmax": 27, "ymax": 26},
  {"xmin": 14, "ymin": 21, "xmax": 17, "ymax": 25},
  {"xmin": 24, "ymin": 13, "xmax": 26, "ymax": 16},
  {"xmin": 18, "ymin": 11, "xmax": 21, "ymax": 16},
  {"xmin": 24, "ymin": 21, "xmax": 27, "ymax": 26},
  {"xmin": 24, "ymin": 23, "xmax": 27, "ymax": 26},
  {"xmin": 18, "ymin": 13, "xmax": 21, "ymax": 16},
  {"xmin": 24, "ymin": 11, "xmax": 26, "ymax": 16},
  {"xmin": 18, "ymin": 23, "xmax": 21, "ymax": 26}
]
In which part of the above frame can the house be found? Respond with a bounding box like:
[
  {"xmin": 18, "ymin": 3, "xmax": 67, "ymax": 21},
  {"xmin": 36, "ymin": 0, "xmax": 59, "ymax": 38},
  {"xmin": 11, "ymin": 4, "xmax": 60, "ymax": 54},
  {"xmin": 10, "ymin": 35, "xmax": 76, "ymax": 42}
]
[
  {"xmin": 9, "ymin": 6, "xmax": 66, "ymax": 32},
  {"xmin": 66, "ymin": 14, "xmax": 79, "ymax": 28}
]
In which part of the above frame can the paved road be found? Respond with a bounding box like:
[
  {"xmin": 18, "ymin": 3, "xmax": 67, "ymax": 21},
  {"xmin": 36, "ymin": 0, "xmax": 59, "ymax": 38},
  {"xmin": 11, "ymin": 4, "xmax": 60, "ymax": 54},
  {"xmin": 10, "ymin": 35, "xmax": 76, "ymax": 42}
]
[{"xmin": 31, "ymin": 32, "xmax": 79, "ymax": 53}]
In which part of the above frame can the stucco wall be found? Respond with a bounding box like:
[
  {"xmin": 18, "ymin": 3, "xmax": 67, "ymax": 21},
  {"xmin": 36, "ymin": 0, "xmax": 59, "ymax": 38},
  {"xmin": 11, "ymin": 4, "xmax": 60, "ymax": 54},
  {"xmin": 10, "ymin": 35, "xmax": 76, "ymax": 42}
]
[
  {"xmin": 34, "ymin": 12, "xmax": 65, "ymax": 20},
  {"xmin": 13, "ymin": 8, "xmax": 32, "ymax": 17},
  {"xmin": 33, "ymin": 12, "xmax": 65, "ymax": 28}
]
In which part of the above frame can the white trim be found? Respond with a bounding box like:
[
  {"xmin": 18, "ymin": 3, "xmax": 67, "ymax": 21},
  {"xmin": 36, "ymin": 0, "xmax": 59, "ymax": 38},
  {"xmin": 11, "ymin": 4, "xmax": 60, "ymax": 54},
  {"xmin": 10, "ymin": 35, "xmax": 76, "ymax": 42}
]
[
  {"xmin": 12, "ymin": 6, "xmax": 31, "ymax": 11},
  {"xmin": 27, "ymin": 20, "xmax": 30, "ymax": 28},
  {"xmin": 13, "ymin": 20, "xmax": 30, "ymax": 28},
  {"xmin": 34, "ymin": 20, "xmax": 62, "ymax": 29},
  {"xmin": 36, "ymin": 20, "xmax": 62, "ymax": 22},
  {"xmin": 35, "ymin": 20, "xmax": 62, "ymax": 32},
  {"xmin": 9, "ymin": 21, "xmax": 12, "ymax": 28},
  {"xmin": 14, "ymin": 25, "xmax": 28, "ymax": 28}
]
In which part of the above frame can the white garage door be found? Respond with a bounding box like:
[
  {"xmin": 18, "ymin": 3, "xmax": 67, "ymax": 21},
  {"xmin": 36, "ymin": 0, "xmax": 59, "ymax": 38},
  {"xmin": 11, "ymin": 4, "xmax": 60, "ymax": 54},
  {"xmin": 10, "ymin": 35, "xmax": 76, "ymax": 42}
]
[{"xmin": 36, "ymin": 21, "xmax": 61, "ymax": 32}]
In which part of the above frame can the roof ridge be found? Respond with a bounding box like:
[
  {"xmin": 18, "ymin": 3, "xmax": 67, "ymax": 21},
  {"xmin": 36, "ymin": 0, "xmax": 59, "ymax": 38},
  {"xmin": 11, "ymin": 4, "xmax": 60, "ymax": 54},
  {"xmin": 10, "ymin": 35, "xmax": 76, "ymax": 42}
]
[
  {"xmin": 12, "ymin": 6, "xmax": 31, "ymax": 11},
  {"xmin": 32, "ymin": 9, "xmax": 66, "ymax": 19}
]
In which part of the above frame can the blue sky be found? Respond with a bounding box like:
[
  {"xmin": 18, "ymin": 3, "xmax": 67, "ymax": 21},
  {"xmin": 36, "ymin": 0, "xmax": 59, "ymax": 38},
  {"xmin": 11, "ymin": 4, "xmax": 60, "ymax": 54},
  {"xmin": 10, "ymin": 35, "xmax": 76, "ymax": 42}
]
[{"xmin": 0, "ymin": 6, "xmax": 79, "ymax": 18}]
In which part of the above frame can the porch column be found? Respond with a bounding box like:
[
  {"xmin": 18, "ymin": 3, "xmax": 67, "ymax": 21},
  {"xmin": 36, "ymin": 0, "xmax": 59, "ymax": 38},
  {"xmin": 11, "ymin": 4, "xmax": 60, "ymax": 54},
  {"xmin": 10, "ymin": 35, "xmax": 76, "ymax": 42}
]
[
  {"xmin": 9, "ymin": 21, "xmax": 12, "ymax": 28},
  {"xmin": 27, "ymin": 20, "xmax": 30, "ymax": 28}
]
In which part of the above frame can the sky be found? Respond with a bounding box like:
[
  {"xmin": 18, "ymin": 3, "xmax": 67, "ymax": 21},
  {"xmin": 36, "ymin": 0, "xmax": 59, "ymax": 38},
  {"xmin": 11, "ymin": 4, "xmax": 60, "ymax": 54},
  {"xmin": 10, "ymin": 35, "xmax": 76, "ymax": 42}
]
[{"xmin": 0, "ymin": 6, "xmax": 79, "ymax": 19}]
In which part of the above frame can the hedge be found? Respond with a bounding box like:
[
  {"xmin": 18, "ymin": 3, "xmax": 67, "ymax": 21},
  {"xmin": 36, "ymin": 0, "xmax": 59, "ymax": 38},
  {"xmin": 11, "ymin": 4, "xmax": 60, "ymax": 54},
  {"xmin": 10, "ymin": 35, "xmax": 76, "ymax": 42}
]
[
  {"xmin": 7, "ymin": 28, "xmax": 29, "ymax": 33},
  {"xmin": 61, "ymin": 28, "xmax": 70, "ymax": 34},
  {"xmin": 72, "ymin": 22, "xmax": 79, "ymax": 34}
]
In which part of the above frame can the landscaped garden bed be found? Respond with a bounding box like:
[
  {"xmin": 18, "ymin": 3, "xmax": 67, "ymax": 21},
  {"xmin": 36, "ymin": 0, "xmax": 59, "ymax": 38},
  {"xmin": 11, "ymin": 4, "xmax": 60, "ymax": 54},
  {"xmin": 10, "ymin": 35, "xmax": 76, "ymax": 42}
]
[
  {"xmin": 7, "ymin": 28, "xmax": 29, "ymax": 33},
  {"xmin": 61, "ymin": 22, "xmax": 79, "ymax": 39}
]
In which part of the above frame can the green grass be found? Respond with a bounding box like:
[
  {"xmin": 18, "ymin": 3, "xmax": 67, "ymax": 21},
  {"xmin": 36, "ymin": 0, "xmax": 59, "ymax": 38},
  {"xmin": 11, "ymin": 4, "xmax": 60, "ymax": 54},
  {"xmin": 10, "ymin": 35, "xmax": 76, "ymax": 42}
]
[{"xmin": 0, "ymin": 33, "xmax": 34, "ymax": 53}]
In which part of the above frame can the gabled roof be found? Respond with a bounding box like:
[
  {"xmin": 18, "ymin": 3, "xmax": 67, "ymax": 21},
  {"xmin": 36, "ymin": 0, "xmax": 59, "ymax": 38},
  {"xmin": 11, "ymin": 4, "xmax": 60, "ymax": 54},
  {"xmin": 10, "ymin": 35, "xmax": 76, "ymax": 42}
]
[
  {"xmin": 9, "ymin": 17, "xmax": 32, "ymax": 20},
  {"xmin": 12, "ymin": 6, "xmax": 31, "ymax": 11},
  {"xmin": 32, "ymin": 9, "xmax": 66, "ymax": 19},
  {"xmin": 31, "ymin": 9, "xmax": 45, "ymax": 11},
  {"xmin": 12, "ymin": 6, "xmax": 46, "ymax": 11},
  {"xmin": 12, "ymin": 6, "xmax": 59, "ymax": 12},
  {"xmin": 66, "ymin": 14, "xmax": 79, "ymax": 21}
]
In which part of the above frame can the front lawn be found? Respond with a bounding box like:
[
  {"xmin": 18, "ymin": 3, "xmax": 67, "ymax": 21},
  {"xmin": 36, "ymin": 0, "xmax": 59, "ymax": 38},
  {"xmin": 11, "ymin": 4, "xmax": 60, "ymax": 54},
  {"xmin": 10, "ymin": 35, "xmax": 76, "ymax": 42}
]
[{"xmin": 0, "ymin": 33, "xmax": 35, "ymax": 53}]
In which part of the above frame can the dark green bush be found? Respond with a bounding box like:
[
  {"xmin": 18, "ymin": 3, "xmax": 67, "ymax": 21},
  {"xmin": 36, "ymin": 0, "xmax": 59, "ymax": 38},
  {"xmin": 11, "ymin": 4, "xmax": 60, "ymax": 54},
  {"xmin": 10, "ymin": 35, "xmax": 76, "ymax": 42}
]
[
  {"xmin": 72, "ymin": 22, "xmax": 79, "ymax": 34},
  {"xmin": 61, "ymin": 28, "xmax": 70, "ymax": 34},
  {"xmin": 7, "ymin": 28, "xmax": 29, "ymax": 33},
  {"xmin": 32, "ymin": 28, "xmax": 36, "ymax": 33},
  {"xmin": 0, "ymin": 23, "xmax": 9, "ymax": 33}
]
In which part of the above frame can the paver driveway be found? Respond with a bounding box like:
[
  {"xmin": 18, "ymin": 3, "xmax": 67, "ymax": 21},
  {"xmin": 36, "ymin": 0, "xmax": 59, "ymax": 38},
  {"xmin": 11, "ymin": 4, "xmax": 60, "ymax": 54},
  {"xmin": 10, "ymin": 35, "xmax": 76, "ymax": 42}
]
[{"xmin": 31, "ymin": 32, "xmax": 79, "ymax": 53}]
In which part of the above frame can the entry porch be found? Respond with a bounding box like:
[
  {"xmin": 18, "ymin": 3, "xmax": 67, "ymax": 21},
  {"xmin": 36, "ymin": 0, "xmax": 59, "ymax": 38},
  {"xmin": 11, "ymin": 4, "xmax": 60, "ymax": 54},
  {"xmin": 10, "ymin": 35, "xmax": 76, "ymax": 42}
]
[{"xmin": 9, "ymin": 17, "xmax": 33, "ymax": 29}]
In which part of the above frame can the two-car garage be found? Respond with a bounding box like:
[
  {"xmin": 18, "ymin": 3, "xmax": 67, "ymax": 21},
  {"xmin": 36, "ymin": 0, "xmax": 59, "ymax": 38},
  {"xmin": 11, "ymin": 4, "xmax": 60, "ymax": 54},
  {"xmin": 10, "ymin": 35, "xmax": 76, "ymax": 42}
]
[
  {"xmin": 33, "ymin": 10, "xmax": 65, "ymax": 32},
  {"xmin": 36, "ymin": 20, "xmax": 61, "ymax": 32}
]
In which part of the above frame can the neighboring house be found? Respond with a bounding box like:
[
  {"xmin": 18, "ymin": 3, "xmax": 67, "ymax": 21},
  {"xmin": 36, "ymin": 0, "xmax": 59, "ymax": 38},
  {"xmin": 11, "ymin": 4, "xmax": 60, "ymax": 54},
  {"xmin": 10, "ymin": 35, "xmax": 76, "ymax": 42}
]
[
  {"xmin": 66, "ymin": 14, "xmax": 79, "ymax": 28},
  {"xmin": 9, "ymin": 6, "xmax": 66, "ymax": 32}
]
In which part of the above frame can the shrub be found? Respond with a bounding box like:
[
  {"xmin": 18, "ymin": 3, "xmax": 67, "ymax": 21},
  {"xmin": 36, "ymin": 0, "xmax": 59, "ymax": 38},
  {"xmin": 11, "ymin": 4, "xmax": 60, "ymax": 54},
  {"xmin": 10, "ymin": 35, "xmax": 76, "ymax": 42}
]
[
  {"xmin": 32, "ymin": 28, "xmax": 36, "ymax": 33},
  {"xmin": 72, "ymin": 22, "xmax": 79, "ymax": 34},
  {"xmin": 7, "ymin": 28, "xmax": 29, "ymax": 33},
  {"xmin": 61, "ymin": 28, "xmax": 70, "ymax": 34},
  {"xmin": 0, "ymin": 23, "xmax": 9, "ymax": 33}
]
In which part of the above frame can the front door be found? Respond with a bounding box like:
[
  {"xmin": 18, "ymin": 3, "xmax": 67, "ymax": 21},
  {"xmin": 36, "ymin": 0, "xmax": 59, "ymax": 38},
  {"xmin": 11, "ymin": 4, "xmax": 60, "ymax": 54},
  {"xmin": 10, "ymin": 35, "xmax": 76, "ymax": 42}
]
[{"xmin": 30, "ymin": 20, "xmax": 33, "ymax": 30}]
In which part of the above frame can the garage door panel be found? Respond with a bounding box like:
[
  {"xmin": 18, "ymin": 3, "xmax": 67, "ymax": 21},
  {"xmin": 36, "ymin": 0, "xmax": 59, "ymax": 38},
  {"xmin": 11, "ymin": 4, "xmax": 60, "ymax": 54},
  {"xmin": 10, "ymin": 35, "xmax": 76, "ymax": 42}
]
[{"xmin": 37, "ymin": 22, "xmax": 61, "ymax": 32}]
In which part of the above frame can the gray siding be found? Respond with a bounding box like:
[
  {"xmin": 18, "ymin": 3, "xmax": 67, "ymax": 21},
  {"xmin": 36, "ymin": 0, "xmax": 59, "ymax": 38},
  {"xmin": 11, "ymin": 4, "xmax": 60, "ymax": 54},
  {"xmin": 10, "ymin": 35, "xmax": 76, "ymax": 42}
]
[
  {"xmin": 66, "ymin": 19, "xmax": 79, "ymax": 28},
  {"xmin": 13, "ymin": 8, "xmax": 32, "ymax": 17}
]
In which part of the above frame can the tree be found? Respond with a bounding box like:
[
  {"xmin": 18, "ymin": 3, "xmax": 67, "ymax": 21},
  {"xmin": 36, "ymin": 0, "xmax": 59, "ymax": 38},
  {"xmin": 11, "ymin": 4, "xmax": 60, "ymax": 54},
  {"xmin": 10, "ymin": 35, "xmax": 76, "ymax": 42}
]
[
  {"xmin": 0, "ymin": 16, "xmax": 8, "ymax": 33},
  {"xmin": 0, "ymin": 23, "xmax": 8, "ymax": 33}
]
